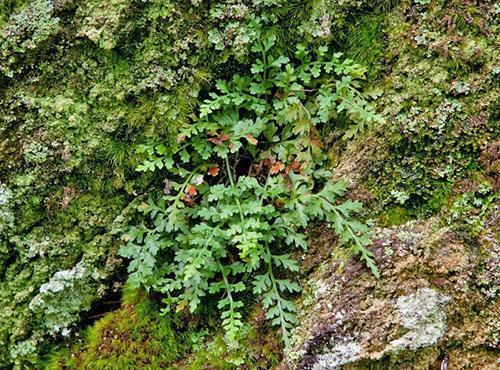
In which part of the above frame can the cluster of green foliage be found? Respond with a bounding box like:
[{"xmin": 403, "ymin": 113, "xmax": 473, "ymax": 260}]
[
  {"xmin": 0, "ymin": 0, "xmax": 29, "ymax": 26},
  {"xmin": 120, "ymin": 34, "xmax": 382, "ymax": 346},
  {"xmin": 0, "ymin": 0, "xmax": 59, "ymax": 78}
]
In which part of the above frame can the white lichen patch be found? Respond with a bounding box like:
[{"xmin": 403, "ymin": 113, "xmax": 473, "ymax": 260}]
[
  {"xmin": 0, "ymin": 183, "xmax": 10, "ymax": 206},
  {"xmin": 28, "ymin": 261, "xmax": 103, "ymax": 336},
  {"xmin": 314, "ymin": 279, "xmax": 330, "ymax": 300},
  {"xmin": 312, "ymin": 341, "xmax": 362, "ymax": 370},
  {"xmin": 0, "ymin": 183, "xmax": 14, "ymax": 235},
  {"xmin": 388, "ymin": 287, "xmax": 451, "ymax": 351}
]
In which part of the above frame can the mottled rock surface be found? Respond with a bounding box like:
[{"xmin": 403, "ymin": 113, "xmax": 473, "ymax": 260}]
[{"xmin": 284, "ymin": 220, "xmax": 499, "ymax": 369}]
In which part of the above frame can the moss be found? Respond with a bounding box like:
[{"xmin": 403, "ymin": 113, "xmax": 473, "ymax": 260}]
[
  {"xmin": 0, "ymin": 0, "xmax": 37, "ymax": 27},
  {"xmin": 362, "ymin": 0, "xmax": 498, "ymax": 221},
  {"xmin": 44, "ymin": 287, "xmax": 186, "ymax": 370},
  {"xmin": 45, "ymin": 293, "xmax": 282, "ymax": 370},
  {"xmin": 182, "ymin": 315, "xmax": 282, "ymax": 370},
  {"xmin": 343, "ymin": 14, "xmax": 386, "ymax": 80},
  {"xmin": 378, "ymin": 207, "xmax": 413, "ymax": 227}
]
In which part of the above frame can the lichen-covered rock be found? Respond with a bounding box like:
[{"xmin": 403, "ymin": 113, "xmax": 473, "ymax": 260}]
[
  {"xmin": 386, "ymin": 287, "xmax": 450, "ymax": 352},
  {"xmin": 284, "ymin": 220, "xmax": 498, "ymax": 369}
]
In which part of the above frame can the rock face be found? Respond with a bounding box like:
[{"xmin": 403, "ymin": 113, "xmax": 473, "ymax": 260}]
[{"xmin": 284, "ymin": 220, "xmax": 498, "ymax": 369}]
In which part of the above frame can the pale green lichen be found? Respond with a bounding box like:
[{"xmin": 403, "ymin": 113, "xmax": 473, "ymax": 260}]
[
  {"xmin": 294, "ymin": 288, "xmax": 451, "ymax": 369},
  {"xmin": 312, "ymin": 341, "xmax": 362, "ymax": 370},
  {"xmin": 29, "ymin": 261, "xmax": 105, "ymax": 336},
  {"xmin": 0, "ymin": 0, "xmax": 59, "ymax": 77},
  {"xmin": 387, "ymin": 288, "xmax": 451, "ymax": 352},
  {"xmin": 76, "ymin": 0, "xmax": 133, "ymax": 50}
]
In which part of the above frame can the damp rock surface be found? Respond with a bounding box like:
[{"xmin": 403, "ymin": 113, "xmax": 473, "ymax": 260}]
[{"xmin": 284, "ymin": 220, "xmax": 499, "ymax": 370}]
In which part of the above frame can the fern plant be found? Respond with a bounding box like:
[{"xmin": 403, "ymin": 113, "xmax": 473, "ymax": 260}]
[{"xmin": 120, "ymin": 35, "xmax": 383, "ymax": 346}]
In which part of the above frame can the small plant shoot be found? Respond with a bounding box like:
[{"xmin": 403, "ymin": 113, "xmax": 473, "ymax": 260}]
[{"xmin": 120, "ymin": 35, "xmax": 383, "ymax": 346}]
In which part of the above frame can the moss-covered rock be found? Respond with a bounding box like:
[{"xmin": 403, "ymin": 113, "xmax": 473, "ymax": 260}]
[
  {"xmin": 44, "ymin": 287, "xmax": 186, "ymax": 369},
  {"xmin": 284, "ymin": 219, "xmax": 498, "ymax": 369},
  {"xmin": 47, "ymin": 289, "xmax": 284, "ymax": 369},
  {"xmin": 0, "ymin": 0, "xmax": 498, "ymax": 368}
]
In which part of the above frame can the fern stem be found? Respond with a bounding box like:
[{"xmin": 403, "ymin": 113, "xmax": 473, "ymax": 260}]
[
  {"xmin": 257, "ymin": 172, "xmax": 271, "ymax": 205},
  {"xmin": 225, "ymin": 156, "xmax": 245, "ymax": 226},
  {"xmin": 265, "ymin": 242, "xmax": 290, "ymax": 345},
  {"xmin": 169, "ymin": 166, "xmax": 201, "ymax": 213},
  {"xmin": 330, "ymin": 207, "xmax": 378, "ymax": 277},
  {"xmin": 217, "ymin": 258, "xmax": 235, "ymax": 313},
  {"xmin": 260, "ymin": 41, "xmax": 268, "ymax": 88}
]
